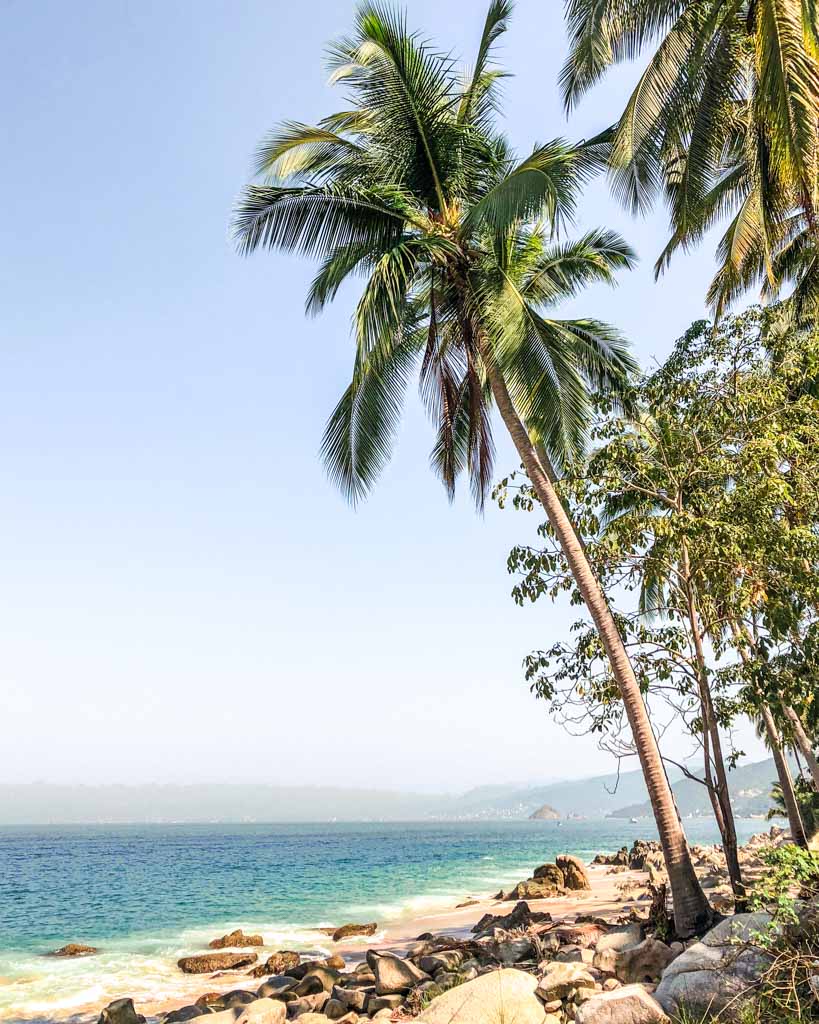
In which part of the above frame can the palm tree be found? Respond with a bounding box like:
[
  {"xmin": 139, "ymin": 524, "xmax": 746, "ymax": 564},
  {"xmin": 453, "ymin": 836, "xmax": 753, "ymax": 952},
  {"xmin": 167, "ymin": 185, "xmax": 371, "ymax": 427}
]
[
  {"xmin": 233, "ymin": 0, "xmax": 712, "ymax": 936},
  {"xmin": 561, "ymin": 0, "xmax": 819, "ymax": 315}
]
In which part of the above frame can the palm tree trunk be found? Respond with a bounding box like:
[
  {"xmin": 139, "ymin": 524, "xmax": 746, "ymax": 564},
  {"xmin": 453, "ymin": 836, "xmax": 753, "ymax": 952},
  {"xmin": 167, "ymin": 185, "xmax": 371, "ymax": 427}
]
[
  {"xmin": 479, "ymin": 346, "xmax": 712, "ymax": 937},
  {"xmin": 760, "ymin": 704, "xmax": 808, "ymax": 848},
  {"xmin": 679, "ymin": 545, "xmax": 745, "ymax": 907},
  {"xmin": 782, "ymin": 703, "xmax": 819, "ymax": 792}
]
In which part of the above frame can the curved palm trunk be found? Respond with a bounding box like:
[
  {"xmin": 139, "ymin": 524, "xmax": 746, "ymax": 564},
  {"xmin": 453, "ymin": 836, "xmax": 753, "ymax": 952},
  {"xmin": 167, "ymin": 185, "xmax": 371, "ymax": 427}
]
[
  {"xmin": 782, "ymin": 703, "xmax": 819, "ymax": 792},
  {"xmin": 760, "ymin": 704, "xmax": 808, "ymax": 848},
  {"xmin": 480, "ymin": 348, "xmax": 712, "ymax": 937}
]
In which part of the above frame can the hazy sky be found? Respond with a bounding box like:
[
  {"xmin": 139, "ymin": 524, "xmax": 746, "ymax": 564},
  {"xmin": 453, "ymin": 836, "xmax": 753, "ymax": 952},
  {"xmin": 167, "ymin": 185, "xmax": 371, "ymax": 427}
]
[{"xmin": 2, "ymin": 0, "xmax": 765, "ymax": 791}]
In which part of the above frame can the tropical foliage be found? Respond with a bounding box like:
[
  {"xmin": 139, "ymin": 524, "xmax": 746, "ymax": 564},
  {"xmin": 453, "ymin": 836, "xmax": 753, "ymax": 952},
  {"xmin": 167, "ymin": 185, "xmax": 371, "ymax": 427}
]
[{"xmin": 562, "ymin": 0, "xmax": 819, "ymax": 316}]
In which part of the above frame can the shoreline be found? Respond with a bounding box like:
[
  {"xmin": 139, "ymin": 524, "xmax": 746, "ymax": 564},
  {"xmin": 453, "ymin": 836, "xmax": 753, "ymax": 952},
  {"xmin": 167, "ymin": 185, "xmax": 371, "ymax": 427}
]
[{"xmin": 2, "ymin": 863, "xmax": 650, "ymax": 1023}]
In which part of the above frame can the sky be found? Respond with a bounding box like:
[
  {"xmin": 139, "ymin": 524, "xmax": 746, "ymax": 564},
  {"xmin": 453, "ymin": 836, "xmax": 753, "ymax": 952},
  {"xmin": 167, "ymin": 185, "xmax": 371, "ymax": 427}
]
[{"xmin": 1, "ymin": 0, "xmax": 766, "ymax": 791}]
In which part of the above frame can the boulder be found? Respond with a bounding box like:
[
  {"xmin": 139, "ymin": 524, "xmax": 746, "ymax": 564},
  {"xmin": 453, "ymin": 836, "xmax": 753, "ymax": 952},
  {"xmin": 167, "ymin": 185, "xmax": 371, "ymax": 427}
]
[
  {"xmin": 537, "ymin": 963, "xmax": 596, "ymax": 1002},
  {"xmin": 614, "ymin": 939, "xmax": 675, "ymax": 984},
  {"xmin": 331, "ymin": 923, "xmax": 377, "ymax": 942},
  {"xmin": 97, "ymin": 999, "xmax": 146, "ymax": 1024},
  {"xmin": 163, "ymin": 1006, "xmax": 203, "ymax": 1023},
  {"xmin": 507, "ymin": 878, "xmax": 562, "ymax": 901},
  {"xmin": 249, "ymin": 952, "xmax": 301, "ymax": 978},
  {"xmin": 330, "ymin": 986, "xmax": 370, "ymax": 1012},
  {"xmin": 300, "ymin": 966, "xmax": 340, "ymax": 992},
  {"xmin": 556, "ymin": 856, "xmax": 591, "ymax": 891},
  {"xmin": 323, "ymin": 999, "xmax": 348, "ymax": 1020},
  {"xmin": 595, "ymin": 924, "xmax": 643, "ymax": 955},
  {"xmin": 367, "ymin": 950, "xmax": 429, "ymax": 995},
  {"xmin": 654, "ymin": 913, "xmax": 773, "ymax": 1022},
  {"xmin": 556, "ymin": 947, "xmax": 595, "ymax": 965},
  {"xmin": 418, "ymin": 968, "xmax": 547, "ymax": 1024},
  {"xmin": 488, "ymin": 935, "xmax": 535, "ymax": 966},
  {"xmin": 236, "ymin": 999, "xmax": 288, "ymax": 1024},
  {"xmin": 257, "ymin": 976, "xmax": 300, "ymax": 999},
  {"xmin": 178, "ymin": 952, "xmax": 258, "ymax": 974},
  {"xmin": 593, "ymin": 849, "xmax": 628, "ymax": 867},
  {"xmin": 367, "ymin": 994, "xmax": 405, "ymax": 1013},
  {"xmin": 287, "ymin": 992, "xmax": 329, "ymax": 1017},
  {"xmin": 53, "ymin": 943, "xmax": 99, "ymax": 957},
  {"xmin": 574, "ymin": 985, "xmax": 669, "ymax": 1024},
  {"xmin": 416, "ymin": 951, "xmax": 465, "ymax": 975},
  {"xmin": 286, "ymin": 1015, "xmax": 329, "ymax": 1024},
  {"xmin": 209, "ymin": 930, "xmax": 264, "ymax": 949},
  {"xmin": 293, "ymin": 975, "xmax": 327, "ymax": 998}
]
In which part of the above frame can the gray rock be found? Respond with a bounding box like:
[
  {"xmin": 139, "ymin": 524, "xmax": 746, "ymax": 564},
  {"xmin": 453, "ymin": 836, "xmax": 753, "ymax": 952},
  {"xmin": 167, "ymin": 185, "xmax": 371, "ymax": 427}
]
[
  {"xmin": 490, "ymin": 935, "xmax": 535, "ymax": 966},
  {"xmin": 367, "ymin": 950, "xmax": 429, "ymax": 995},
  {"xmin": 323, "ymin": 999, "xmax": 348, "ymax": 1020},
  {"xmin": 367, "ymin": 994, "xmax": 405, "ymax": 1013},
  {"xmin": 615, "ymin": 939, "xmax": 675, "ymax": 984},
  {"xmin": 236, "ymin": 999, "xmax": 288, "ymax": 1024},
  {"xmin": 416, "ymin": 951, "xmax": 465, "ymax": 974},
  {"xmin": 557, "ymin": 947, "xmax": 595, "ymax": 965},
  {"xmin": 300, "ymin": 966, "xmax": 340, "ymax": 993},
  {"xmin": 537, "ymin": 963, "xmax": 596, "ymax": 1002},
  {"xmin": 595, "ymin": 924, "xmax": 643, "ymax": 955},
  {"xmin": 418, "ymin": 968, "xmax": 547, "ymax": 1024},
  {"xmin": 575, "ymin": 985, "xmax": 669, "ymax": 1024},
  {"xmin": 654, "ymin": 912, "xmax": 773, "ymax": 1022},
  {"xmin": 331, "ymin": 986, "xmax": 370, "ymax": 1012},
  {"xmin": 98, "ymin": 999, "xmax": 146, "ymax": 1024},
  {"xmin": 178, "ymin": 952, "xmax": 258, "ymax": 974},
  {"xmin": 257, "ymin": 977, "xmax": 300, "ymax": 999},
  {"xmin": 163, "ymin": 1006, "xmax": 203, "ymax": 1023}
]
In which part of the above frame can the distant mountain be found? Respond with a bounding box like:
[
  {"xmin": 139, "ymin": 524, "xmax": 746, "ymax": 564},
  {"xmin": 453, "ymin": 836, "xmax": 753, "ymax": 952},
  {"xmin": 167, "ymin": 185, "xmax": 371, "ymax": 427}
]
[
  {"xmin": 0, "ymin": 759, "xmax": 782, "ymax": 824},
  {"xmin": 607, "ymin": 757, "xmax": 786, "ymax": 819},
  {"xmin": 529, "ymin": 804, "xmax": 560, "ymax": 820}
]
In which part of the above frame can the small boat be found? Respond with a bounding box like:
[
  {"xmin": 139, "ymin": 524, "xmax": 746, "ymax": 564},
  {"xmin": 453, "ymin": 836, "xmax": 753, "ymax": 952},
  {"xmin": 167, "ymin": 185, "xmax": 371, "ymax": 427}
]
[{"xmin": 630, "ymin": 817, "xmax": 639, "ymax": 824}]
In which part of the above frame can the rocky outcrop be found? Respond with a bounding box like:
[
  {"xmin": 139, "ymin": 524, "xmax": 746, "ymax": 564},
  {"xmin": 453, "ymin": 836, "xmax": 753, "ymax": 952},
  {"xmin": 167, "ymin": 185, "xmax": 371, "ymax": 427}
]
[
  {"xmin": 575, "ymin": 985, "xmax": 669, "ymax": 1024},
  {"xmin": 177, "ymin": 952, "xmax": 258, "ymax": 974},
  {"xmin": 530, "ymin": 804, "xmax": 561, "ymax": 820},
  {"xmin": 97, "ymin": 999, "xmax": 146, "ymax": 1024},
  {"xmin": 52, "ymin": 942, "xmax": 99, "ymax": 957},
  {"xmin": 556, "ymin": 855, "xmax": 591, "ymax": 891},
  {"xmin": 331, "ymin": 923, "xmax": 378, "ymax": 942},
  {"xmin": 418, "ymin": 968, "xmax": 547, "ymax": 1024},
  {"xmin": 654, "ymin": 913, "xmax": 773, "ymax": 1021},
  {"xmin": 209, "ymin": 930, "xmax": 264, "ymax": 949}
]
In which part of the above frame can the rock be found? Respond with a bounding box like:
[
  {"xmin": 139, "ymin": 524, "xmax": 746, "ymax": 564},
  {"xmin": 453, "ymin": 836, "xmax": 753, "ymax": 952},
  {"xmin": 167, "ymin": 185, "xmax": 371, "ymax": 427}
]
[
  {"xmin": 507, "ymin": 877, "xmax": 562, "ymax": 901},
  {"xmin": 614, "ymin": 939, "xmax": 675, "ymax": 984},
  {"xmin": 472, "ymin": 901, "xmax": 550, "ymax": 938},
  {"xmin": 602, "ymin": 979, "xmax": 621, "ymax": 992},
  {"xmin": 654, "ymin": 912, "xmax": 774, "ymax": 1022},
  {"xmin": 185, "ymin": 1011, "xmax": 239, "ymax": 1024},
  {"xmin": 300, "ymin": 966, "xmax": 341, "ymax": 992},
  {"xmin": 367, "ymin": 950, "xmax": 429, "ymax": 995},
  {"xmin": 323, "ymin": 999, "xmax": 348, "ymax": 1020},
  {"xmin": 98, "ymin": 999, "xmax": 146, "ymax": 1024},
  {"xmin": 595, "ymin": 924, "xmax": 643, "ymax": 956},
  {"xmin": 418, "ymin": 968, "xmax": 547, "ymax": 1024},
  {"xmin": 550, "ymin": 924, "xmax": 606, "ymax": 948},
  {"xmin": 574, "ymin": 985, "xmax": 669, "ymax": 1024},
  {"xmin": 331, "ymin": 986, "xmax": 370, "ymax": 1012},
  {"xmin": 249, "ymin": 952, "xmax": 302, "ymax": 978},
  {"xmin": 533, "ymin": 864, "xmax": 566, "ymax": 888},
  {"xmin": 332, "ymin": 923, "xmax": 378, "ymax": 942},
  {"xmin": 287, "ymin": 1015, "xmax": 330, "ymax": 1024},
  {"xmin": 456, "ymin": 900, "xmax": 479, "ymax": 908},
  {"xmin": 556, "ymin": 856, "xmax": 591, "ymax": 891},
  {"xmin": 195, "ymin": 993, "xmax": 224, "ymax": 1009},
  {"xmin": 178, "ymin": 952, "xmax": 258, "ymax": 974},
  {"xmin": 257, "ymin": 976, "xmax": 300, "ymax": 999},
  {"xmin": 293, "ymin": 975, "xmax": 327, "ymax": 997},
  {"xmin": 53, "ymin": 943, "xmax": 99, "ymax": 957},
  {"xmin": 628, "ymin": 841, "xmax": 661, "ymax": 871},
  {"xmin": 542, "ymin": 1000, "xmax": 563, "ymax": 1013},
  {"xmin": 367, "ymin": 994, "xmax": 405, "ymax": 1013},
  {"xmin": 371, "ymin": 1011, "xmax": 394, "ymax": 1020},
  {"xmin": 164, "ymin": 1006, "xmax": 203, "ymax": 1023},
  {"xmin": 537, "ymin": 963, "xmax": 596, "ymax": 1002},
  {"xmin": 530, "ymin": 804, "xmax": 561, "ymax": 820},
  {"xmin": 287, "ymin": 992, "xmax": 329, "ymax": 1017},
  {"xmin": 557, "ymin": 947, "xmax": 595, "ymax": 965},
  {"xmin": 237, "ymin": 999, "xmax": 288, "ymax": 1024},
  {"xmin": 489, "ymin": 935, "xmax": 535, "ymax": 966},
  {"xmin": 593, "ymin": 848, "xmax": 628, "ymax": 867},
  {"xmin": 209, "ymin": 930, "xmax": 264, "ymax": 949},
  {"xmin": 416, "ymin": 951, "xmax": 465, "ymax": 974}
]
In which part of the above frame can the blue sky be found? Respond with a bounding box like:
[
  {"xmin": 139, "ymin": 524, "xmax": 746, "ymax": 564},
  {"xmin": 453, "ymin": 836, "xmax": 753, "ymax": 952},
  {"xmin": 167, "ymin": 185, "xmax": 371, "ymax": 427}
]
[{"xmin": 1, "ymin": 0, "xmax": 764, "ymax": 788}]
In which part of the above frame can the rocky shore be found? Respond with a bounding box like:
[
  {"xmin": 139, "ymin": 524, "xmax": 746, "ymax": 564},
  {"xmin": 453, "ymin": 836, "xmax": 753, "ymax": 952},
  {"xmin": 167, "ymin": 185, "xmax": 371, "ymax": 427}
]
[{"xmin": 85, "ymin": 829, "xmax": 797, "ymax": 1024}]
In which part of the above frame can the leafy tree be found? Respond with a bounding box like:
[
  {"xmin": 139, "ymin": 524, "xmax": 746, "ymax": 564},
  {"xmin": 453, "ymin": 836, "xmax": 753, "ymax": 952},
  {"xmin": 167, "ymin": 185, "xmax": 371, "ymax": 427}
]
[
  {"xmin": 233, "ymin": 0, "xmax": 712, "ymax": 935},
  {"xmin": 561, "ymin": 1, "xmax": 819, "ymax": 315}
]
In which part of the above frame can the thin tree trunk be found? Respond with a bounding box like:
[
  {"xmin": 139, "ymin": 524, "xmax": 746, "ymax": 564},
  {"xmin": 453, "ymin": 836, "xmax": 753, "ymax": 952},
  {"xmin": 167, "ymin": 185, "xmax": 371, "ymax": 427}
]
[
  {"xmin": 728, "ymin": 622, "xmax": 809, "ymax": 848},
  {"xmin": 479, "ymin": 344, "xmax": 712, "ymax": 937},
  {"xmin": 782, "ymin": 703, "xmax": 819, "ymax": 792},
  {"xmin": 680, "ymin": 546, "xmax": 745, "ymax": 907},
  {"xmin": 760, "ymin": 704, "xmax": 808, "ymax": 848}
]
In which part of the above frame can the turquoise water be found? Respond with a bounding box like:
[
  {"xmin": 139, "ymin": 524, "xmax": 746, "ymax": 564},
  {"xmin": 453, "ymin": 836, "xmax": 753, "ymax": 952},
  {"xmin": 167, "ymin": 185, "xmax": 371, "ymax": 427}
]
[{"xmin": 0, "ymin": 819, "xmax": 763, "ymax": 1021}]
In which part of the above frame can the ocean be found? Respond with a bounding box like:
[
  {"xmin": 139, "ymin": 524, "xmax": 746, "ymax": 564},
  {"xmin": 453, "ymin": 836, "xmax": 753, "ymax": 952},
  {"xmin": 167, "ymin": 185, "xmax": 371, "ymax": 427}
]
[{"xmin": 0, "ymin": 818, "xmax": 764, "ymax": 1022}]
